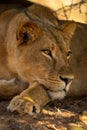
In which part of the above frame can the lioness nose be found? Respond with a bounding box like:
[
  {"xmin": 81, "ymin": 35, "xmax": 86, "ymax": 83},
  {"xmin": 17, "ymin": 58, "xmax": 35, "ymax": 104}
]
[{"xmin": 60, "ymin": 75, "xmax": 74, "ymax": 85}]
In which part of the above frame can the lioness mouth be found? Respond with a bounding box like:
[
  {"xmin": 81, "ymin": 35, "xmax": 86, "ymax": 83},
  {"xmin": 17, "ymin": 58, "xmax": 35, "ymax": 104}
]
[{"xmin": 47, "ymin": 80, "xmax": 73, "ymax": 100}]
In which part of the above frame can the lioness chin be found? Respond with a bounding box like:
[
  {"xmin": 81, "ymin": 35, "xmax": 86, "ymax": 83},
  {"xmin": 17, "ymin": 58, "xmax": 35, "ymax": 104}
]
[{"xmin": 0, "ymin": 4, "xmax": 76, "ymax": 115}]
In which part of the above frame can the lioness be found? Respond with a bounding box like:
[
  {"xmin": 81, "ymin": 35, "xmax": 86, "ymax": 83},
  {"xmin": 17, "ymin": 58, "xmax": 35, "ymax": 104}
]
[{"xmin": 0, "ymin": 4, "xmax": 76, "ymax": 115}]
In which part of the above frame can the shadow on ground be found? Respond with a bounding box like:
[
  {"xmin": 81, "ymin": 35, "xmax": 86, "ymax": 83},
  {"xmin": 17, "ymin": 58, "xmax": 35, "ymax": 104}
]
[{"xmin": 0, "ymin": 97, "xmax": 87, "ymax": 130}]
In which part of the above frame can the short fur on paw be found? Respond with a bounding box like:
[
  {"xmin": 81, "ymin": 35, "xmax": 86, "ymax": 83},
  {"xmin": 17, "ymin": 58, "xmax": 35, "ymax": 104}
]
[
  {"xmin": 7, "ymin": 95, "xmax": 40, "ymax": 115},
  {"xmin": 7, "ymin": 84, "xmax": 50, "ymax": 115}
]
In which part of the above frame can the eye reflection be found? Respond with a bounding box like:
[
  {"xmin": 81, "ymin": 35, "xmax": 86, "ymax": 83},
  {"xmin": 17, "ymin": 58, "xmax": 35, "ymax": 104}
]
[
  {"xmin": 66, "ymin": 51, "xmax": 72, "ymax": 59},
  {"xmin": 41, "ymin": 49, "xmax": 52, "ymax": 57}
]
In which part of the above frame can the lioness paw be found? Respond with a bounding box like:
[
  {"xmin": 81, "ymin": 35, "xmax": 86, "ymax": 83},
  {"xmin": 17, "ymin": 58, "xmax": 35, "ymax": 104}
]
[{"xmin": 7, "ymin": 95, "xmax": 40, "ymax": 115}]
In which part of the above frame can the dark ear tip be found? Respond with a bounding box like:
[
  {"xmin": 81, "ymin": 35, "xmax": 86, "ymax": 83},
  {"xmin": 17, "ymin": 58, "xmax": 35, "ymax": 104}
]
[
  {"xmin": 63, "ymin": 21, "xmax": 76, "ymax": 29},
  {"xmin": 67, "ymin": 20, "xmax": 76, "ymax": 28},
  {"xmin": 57, "ymin": 21, "xmax": 76, "ymax": 31},
  {"xmin": 58, "ymin": 21, "xmax": 77, "ymax": 40}
]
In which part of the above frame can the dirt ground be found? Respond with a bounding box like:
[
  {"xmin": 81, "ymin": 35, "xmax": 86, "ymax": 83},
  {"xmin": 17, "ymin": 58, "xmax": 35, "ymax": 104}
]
[{"xmin": 0, "ymin": 96, "xmax": 87, "ymax": 130}]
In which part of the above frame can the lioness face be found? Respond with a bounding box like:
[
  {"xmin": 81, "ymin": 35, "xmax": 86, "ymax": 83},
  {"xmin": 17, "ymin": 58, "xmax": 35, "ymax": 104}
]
[{"xmin": 8, "ymin": 21, "xmax": 76, "ymax": 100}]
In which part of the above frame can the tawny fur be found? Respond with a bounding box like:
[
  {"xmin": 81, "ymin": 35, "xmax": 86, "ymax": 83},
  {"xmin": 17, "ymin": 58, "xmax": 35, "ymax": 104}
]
[{"xmin": 0, "ymin": 4, "xmax": 77, "ymax": 114}]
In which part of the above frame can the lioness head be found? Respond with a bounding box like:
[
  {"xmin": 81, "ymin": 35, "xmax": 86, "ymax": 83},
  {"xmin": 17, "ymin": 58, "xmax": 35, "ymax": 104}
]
[{"xmin": 6, "ymin": 12, "xmax": 76, "ymax": 100}]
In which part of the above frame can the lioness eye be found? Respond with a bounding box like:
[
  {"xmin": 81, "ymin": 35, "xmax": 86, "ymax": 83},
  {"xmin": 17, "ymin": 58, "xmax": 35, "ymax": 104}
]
[
  {"xmin": 41, "ymin": 49, "xmax": 52, "ymax": 57},
  {"xmin": 66, "ymin": 51, "xmax": 72, "ymax": 59}
]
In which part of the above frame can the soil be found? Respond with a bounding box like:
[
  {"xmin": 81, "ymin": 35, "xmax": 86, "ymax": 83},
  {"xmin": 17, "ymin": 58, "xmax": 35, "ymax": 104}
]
[{"xmin": 0, "ymin": 96, "xmax": 87, "ymax": 130}]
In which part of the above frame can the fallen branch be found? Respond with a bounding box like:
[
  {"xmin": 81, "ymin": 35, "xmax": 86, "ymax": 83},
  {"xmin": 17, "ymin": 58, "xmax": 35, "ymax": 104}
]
[{"xmin": 28, "ymin": 0, "xmax": 87, "ymax": 24}]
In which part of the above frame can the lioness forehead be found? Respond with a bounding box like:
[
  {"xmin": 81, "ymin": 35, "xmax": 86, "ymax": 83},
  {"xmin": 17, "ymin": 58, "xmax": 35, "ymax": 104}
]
[
  {"xmin": 23, "ymin": 11, "xmax": 71, "ymax": 52},
  {"xmin": 33, "ymin": 23, "xmax": 70, "ymax": 54},
  {"xmin": 5, "ymin": 6, "xmax": 76, "ymax": 60}
]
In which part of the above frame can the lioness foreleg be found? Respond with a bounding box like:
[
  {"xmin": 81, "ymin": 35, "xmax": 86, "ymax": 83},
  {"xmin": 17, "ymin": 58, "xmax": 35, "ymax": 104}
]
[
  {"xmin": 7, "ymin": 82, "xmax": 50, "ymax": 115},
  {"xmin": 0, "ymin": 78, "xmax": 28, "ymax": 99}
]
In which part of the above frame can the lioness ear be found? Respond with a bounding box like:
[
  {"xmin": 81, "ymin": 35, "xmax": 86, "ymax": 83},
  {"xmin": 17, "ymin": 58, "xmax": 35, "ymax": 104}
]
[
  {"xmin": 16, "ymin": 22, "xmax": 41, "ymax": 45},
  {"xmin": 60, "ymin": 21, "xmax": 76, "ymax": 40}
]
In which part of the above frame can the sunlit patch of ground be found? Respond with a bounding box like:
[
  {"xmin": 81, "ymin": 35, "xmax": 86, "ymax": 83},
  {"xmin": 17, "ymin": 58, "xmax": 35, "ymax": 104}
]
[{"xmin": 0, "ymin": 97, "xmax": 87, "ymax": 130}]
